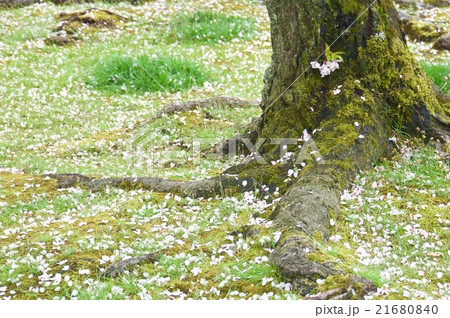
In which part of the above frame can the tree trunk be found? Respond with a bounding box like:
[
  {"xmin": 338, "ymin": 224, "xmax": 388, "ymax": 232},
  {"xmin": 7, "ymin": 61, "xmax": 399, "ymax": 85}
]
[{"xmin": 246, "ymin": 0, "xmax": 449, "ymax": 298}]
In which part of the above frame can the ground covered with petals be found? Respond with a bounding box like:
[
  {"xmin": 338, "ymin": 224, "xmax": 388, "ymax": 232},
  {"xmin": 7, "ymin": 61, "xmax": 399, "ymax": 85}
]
[{"xmin": 0, "ymin": 0, "xmax": 448, "ymax": 299}]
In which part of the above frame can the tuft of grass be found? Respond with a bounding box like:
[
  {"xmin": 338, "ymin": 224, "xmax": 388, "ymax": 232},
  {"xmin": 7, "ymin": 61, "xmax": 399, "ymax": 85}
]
[
  {"xmin": 169, "ymin": 11, "xmax": 255, "ymax": 44},
  {"xmin": 88, "ymin": 55, "xmax": 210, "ymax": 94},
  {"xmin": 421, "ymin": 62, "xmax": 450, "ymax": 94},
  {"xmin": 356, "ymin": 268, "xmax": 386, "ymax": 287}
]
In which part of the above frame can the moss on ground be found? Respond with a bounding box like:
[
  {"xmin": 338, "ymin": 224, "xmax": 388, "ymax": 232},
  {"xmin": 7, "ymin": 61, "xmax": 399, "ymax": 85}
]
[{"xmin": 0, "ymin": 172, "xmax": 58, "ymax": 204}]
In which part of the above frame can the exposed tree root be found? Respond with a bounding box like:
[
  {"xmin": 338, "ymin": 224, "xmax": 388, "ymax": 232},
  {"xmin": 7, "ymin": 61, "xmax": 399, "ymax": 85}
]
[
  {"xmin": 305, "ymin": 275, "xmax": 377, "ymax": 300},
  {"xmin": 45, "ymin": 173, "xmax": 257, "ymax": 198},
  {"xmin": 58, "ymin": 7, "xmax": 133, "ymax": 22},
  {"xmin": 45, "ymin": 7, "xmax": 131, "ymax": 46},
  {"xmin": 270, "ymin": 176, "xmax": 340, "ymax": 239},
  {"xmin": 203, "ymin": 117, "xmax": 262, "ymax": 158},
  {"xmin": 271, "ymin": 233, "xmax": 376, "ymax": 298},
  {"xmin": 139, "ymin": 97, "xmax": 260, "ymax": 155},
  {"xmin": 52, "ymin": 8, "xmax": 129, "ymax": 36},
  {"xmin": 154, "ymin": 96, "xmax": 259, "ymax": 119},
  {"xmin": 102, "ymin": 253, "xmax": 159, "ymax": 278},
  {"xmin": 0, "ymin": 0, "xmax": 38, "ymax": 7}
]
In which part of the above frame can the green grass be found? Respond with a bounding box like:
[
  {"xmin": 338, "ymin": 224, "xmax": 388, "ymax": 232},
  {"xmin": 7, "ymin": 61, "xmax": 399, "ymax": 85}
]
[
  {"xmin": 421, "ymin": 62, "xmax": 450, "ymax": 94},
  {"xmin": 327, "ymin": 143, "xmax": 449, "ymax": 299},
  {"xmin": 169, "ymin": 11, "xmax": 255, "ymax": 44},
  {"xmin": 88, "ymin": 55, "xmax": 210, "ymax": 93}
]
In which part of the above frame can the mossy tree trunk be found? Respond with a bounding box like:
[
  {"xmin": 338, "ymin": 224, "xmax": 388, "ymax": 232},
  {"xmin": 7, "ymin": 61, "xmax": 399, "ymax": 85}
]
[
  {"xmin": 260, "ymin": 0, "xmax": 448, "ymax": 144},
  {"xmin": 244, "ymin": 0, "xmax": 449, "ymax": 297}
]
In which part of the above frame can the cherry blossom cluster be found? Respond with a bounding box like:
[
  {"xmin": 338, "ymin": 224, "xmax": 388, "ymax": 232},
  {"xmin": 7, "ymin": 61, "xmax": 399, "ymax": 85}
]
[{"xmin": 310, "ymin": 59, "xmax": 341, "ymax": 77}]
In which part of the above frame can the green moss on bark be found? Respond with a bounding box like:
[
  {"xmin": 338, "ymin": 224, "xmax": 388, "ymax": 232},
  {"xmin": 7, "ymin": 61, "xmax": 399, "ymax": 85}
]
[
  {"xmin": 358, "ymin": 36, "xmax": 449, "ymax": 132},
  {"xmin": 312, "ymin": 274, "xmax": 367, "ymax": 299},
  {"xmin": 340, "ymin": 0, "xmax": 364, "ymax": 15},
  {"xmin": 306, "ymin": 251, "xmax": 333, "ymax": 263}
]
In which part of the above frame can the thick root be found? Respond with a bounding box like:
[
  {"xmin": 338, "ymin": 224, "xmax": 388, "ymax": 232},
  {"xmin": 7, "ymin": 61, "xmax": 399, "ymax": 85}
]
[
  {"xmin": 204, "ymin": 117, "xmax": 262, "ymax": 158},
  {"xmin": 270, "ymin": 231, "xmax": 341, "ymax": 295},
  {"xmin": 270, "ymin": 174, "xmax": 340, "ymax": 239},
  {"xmin": 102, "ymin": 253, "xmax": 159, "ymax": 278},
  {"xmin": 270, "ymin": 230, "xmax": 376, "ymax": 298},
  {"xmin": 45, "ymin": 173, "xmax": 256, "ymax": 198},
  {"xmin": 56, "ymin": 8, "xmax": 133, "ymax": 24},
  {"xmin": 305, "ymin": 275, "xmax": 377, "ymax": 300},
  {"xmin": 156, "ymin": 96, "xmax": 258, "ymax": 118}
]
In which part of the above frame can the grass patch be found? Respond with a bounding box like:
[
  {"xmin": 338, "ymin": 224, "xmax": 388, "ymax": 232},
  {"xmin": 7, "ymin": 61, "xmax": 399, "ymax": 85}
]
[
  {"xmin": 169, "ymin": 11, "xmax": 255, "ymax": 44},
  {"xmin": 326, "ymin": 143, "xmax": 449, "ymax": 299},
  {"xmin": 421, "ymin": 62, "xmax": 450, "ymax": 94},
  {"xmin": 89, "ymin": 55, "xmax": 210, "ymax": 94}
]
